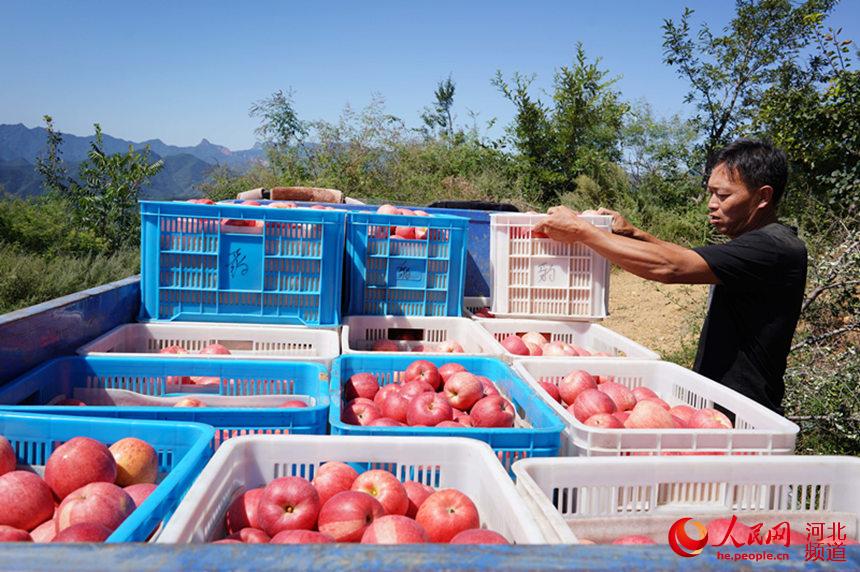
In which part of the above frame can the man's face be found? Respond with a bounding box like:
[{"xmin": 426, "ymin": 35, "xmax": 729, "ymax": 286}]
[{"xmin": 706, "ymin": 163, "xmax": 768, "ymax": 238}]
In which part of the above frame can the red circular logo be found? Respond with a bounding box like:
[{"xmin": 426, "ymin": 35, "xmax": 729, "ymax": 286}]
[{"xmin": 668, "ymin": 518, "xmax": 708, "ymax": 557}]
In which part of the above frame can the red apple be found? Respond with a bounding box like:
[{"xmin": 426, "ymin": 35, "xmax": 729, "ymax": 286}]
[
  {"xmin": 438, "ymin": 363, "xmax": 467, "ymax": 383},
  {"xmin": 403, "ymin": 360, "xmax": 442, "ymax": 390},
  {"xmin": 450, "ymin": 529, "xmax": 510, "ymax": 544},
  {"xmin": 437, "ymin": 340, "xmax": 465, "ymax": 353},
  {"xmin": 416, "ymin": 489, "xmax": 480, "ymax": 543},
  {"xmin": 199, "ymin": 343, "xmax": 231, "ymax": 355},
  {"xmin": 0, "ymin": 436, "xmax": 14, "ymax": 477},
  {"xmin": 500, "ymin": 335, "xmax": 529, "ymax": 356},
  {"xmin": 406, "ymin": 393, "xmax": 454, "ymax": 427},
  {"xmin": 188, "ymin": 375, "xmax": 220, "ymax": 386},
  {"xmin": 402, "ymin": 481, "xmax": 434, "ymax": 519},
  {"xmin": 56, "ymin": 399, "xmax": 87, "ymax": 406},
  {"xmin": 435, "ymin": 421, "xmax": 462, "ymax": 428},
  {"xmin": 369, "ymin": 418, "xmax": 404, "ymax": 427},
  {"xmin": 345, "ymin": 373, "xmax": 380, "ymax": 401},
  {"xmin": 376, "ymin": 204, "xmax": 399, "ymax": 215},
  {"xmin": 475, "ymin": 376, "xmax": 500, "ymax": 398},
  {"xmin": 228, "ymin": 527, "xmax": 270, "ymax": 543},
  {"xmin": 598, "ymin": 382, "xmax": 636, "ymax": 412},
  {"xmin": 669, "ymin": 405, "xmax": 697, "ymax": 426},
  {"xmin": 29, "ymin": 519, "xmax": 56, "ymax": 543},
  {"xmin": 538, "ymin": 381, "xmax": 562, "ymax": 404},
  {"xmin": 470, "ymin": 396, "xmax": 515, "ymax": 428},
  {"xmin": 571, "ymin": 389, "xmax": 617, "ymax": 423},
  {"xmin": 614, "ymin": 411, "xmax": 630, "ymax": 424},
  {"xmin": 212, "ymin": 538, "xmax": 241, "ymax": 544},
  {"xmin": 378, "ymin": 391, "xmax": 410, "ymax": 423},
  {"xmin": 523, "ymin": 342, "xmax": 543, "ymax": 356},
  {"xmin": 312, "ymin": 462, "xmax": 358, "ymax": 507},
  {"xmin": 0, "ymin": 525, "xmax": 31, "ymax": 542},
  {"xmin": 361, "ymin": 514, "xmax": 428, "ymax": 544},
  {"xmin": 225, "ymin": 487, "xmax": 265, "ymax": 534},
  {"xmin": 624, "ymin": 400, "xmax": 675, "ymax": 429},
  {"xmin": 671, "ymin": 415, "xmax": 687, "ymax": 428},
  {"xmin": 689, "ymin": 408, "xmax": 733, "ymax": 429},
  {"xmin": 52, "ymin": 523, "xmax": 113, "ymax": 543},
  {"xmin": 45, "ymin": 437, "xmax": 117, "ymax": 500},
  {"xmin": 541, "ymin": 342, "xmax": 568, "ymax": 356},
  {"xmin": 639, "ymin": 397, "xmax": 671, "ymax": 411},
  {"xmin": 278, "ymin": 399, "xmax": 308, "ymax": 408},
  {"xmin": 351, "ymin": 471, "xmax": 409, "ymax": 516},
  {"xmin": 374, "ymin": 384, "xmax": 401, "ymax": 407},
  {"xmin": 173, "ymin": 398, "xmax": 205, "ymax": 408},
  {"xmin": 400, "ymin": 380, "xmax": 435, "ymax": 402},
  {"xmin": 109, "ymin": 438, "xmax": 158, "ymax": 487},
  {"xmin": 569, "ymin": 344, "xmax": 592, "ymax": 357},
  {"xmin": 124, "ymin": 483, "xmax": 157, "ymax": 508},
  {"xmin": 612, "ymin": 535, "xmax": 656, "ymax": 545},
  {"xmin": 317, "ymin": 491, "xmax": 385, "ymax": 542},
  {"xmin": 521, "ymin": 332, "xmax": 549, "ymax": 346},
  {"xmin": 342, "ymin": 400, "xmax": 382, "ymax": 426},
  {"xmin": 394, "ymin": 226, "xmax": 416, "ymax": 240},
  {"xmin": 584, "ymin": 413, "xmax": 624, "ymax": 428},
  {"xmin": 558, "ymin": 370, "xmax": 598, "ymax": 406},
  {"xmin": 371, "ymin": 339, "xmax": 399, "ymax": 352},
  {"xmin": 55, "ymin": 482, "xmax": 135, "ymax": 533},
  {"xmin": 257, "ymin": 477, "xmax": 321, "ymax": 536},
  {"xmin": 443, "ymin": 372, "xmax": 484, "ymax": 411},
  {"xmin": 631, "ymin": 386, "xmax": 658, "ymax": 401},
  {"xmin": 159, "ymin": 345, "xmax": 187, "ymax": 354},
  {"xmin": 270, "ymin": 530, "xmax": 335, "ymax": 544}
]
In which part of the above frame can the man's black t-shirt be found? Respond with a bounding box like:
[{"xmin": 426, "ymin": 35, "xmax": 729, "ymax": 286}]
[{"xmin": 692, "ymin": 223, "xmax": 807, "ymax": 413}]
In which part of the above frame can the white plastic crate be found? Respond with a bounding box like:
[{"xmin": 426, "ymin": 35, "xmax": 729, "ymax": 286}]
[
  {"xmin": 512, "ymin": 358, "xmax": 798, "ymax": 457},
  {"xmin": 478, "ymin": 318, "xmax": 659, "ymax": 361},
  {"xmin": 78, "ymin": 322, "xmax": 341, "ymax": 368},
  {"xmin": 512, "ymin": 456, "xmax": 860, "ymax": 544},
  {"xmin": 157, "ymin": 434, "xmax": 546, "ymax": 543},
  {"xmin": 489, "ymin": 213, "xmax": 612, "ymax": 320},
  {"xmin": 341, "ymin": 315, "xmax": 502, "ymax": 357}
]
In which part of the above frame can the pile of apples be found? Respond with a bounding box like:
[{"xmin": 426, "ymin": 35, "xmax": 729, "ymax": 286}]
[
  {"xmin": 0, "ymin": 434, "xmax": 160, "ymax": 543},
  {"xmin": 369, "ymin": 338, "xmax": 464, "ymax": 353},
  {"xmin": 370, "ymin": 204, "xmax": 432, "ymax": 240},
  {"xmin": 582, "ymin": 518, "xmax": 856, "ymax": 546},
  {"xmin": 500, "ymin": 332, "xmax": 607, "ymax": 357},
  {"xmin": 213, "ymin": 463, "xmax": 509, "ymax": 544},
  {"xmin": 341, "ymin": 360, "xmax": 517, "ymax": 429},
  {"xmin": 538, "ymin": 370, "xmax": 735, "ymax": 430}
]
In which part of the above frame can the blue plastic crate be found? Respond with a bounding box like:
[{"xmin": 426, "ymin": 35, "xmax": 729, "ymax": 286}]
[
  {"xmin": 226, "ymin": 200, "xmax": 493, "ymax": 297},
  {"xmin": 0, "ymin": 356, "xmax": 330, "ymax": 448},
  {"xmin": 139, "ymin": 200, "xmax": 346, "ymax": 326},
  {"xmin": 0, "ymin": 410, "xmax": 213, "ymax": 542},
  {"xmin": 345, "ymin": 211, "xmax": 468, "ymax": 317},
  {"xmin": 329, "ymin": 355, "xmax": 563, "ymax": 472}
]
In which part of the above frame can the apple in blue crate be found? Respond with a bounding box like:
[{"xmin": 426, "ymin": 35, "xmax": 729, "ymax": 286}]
[
  {"xmin": 124, "ymin": 483, "xmax": 157, "ymax": 508},
  {"xmin": 344, "ymin": 373, "xmax": 380, "ymax": 401},
  {"xmin": 443, "ymin": 373, "xmax": 483, "ymax": 412},
  {"xmin": 52, "ymin": 523, "xmax": 113, "ymax": 543},
  {"xmin": 399, "ymin": 380, "xmax": 434, "ymax": 402},
  {"xmin": 0, "ymin": 436, "xmax": 14, "ymax": 477},
  {"xmin": 45, "ymin": 437, "xmax": 117, "ymax": 500},
  {"xmin": 475, "ymin": 376, "xmax": 500, "ymax": 398},
  {"xmin": 469, "ymin": 396, "xmax": 515, "ymax": 428},
  {"xmin": 0, "ymin": 471, "xmax": 54, "ymax": 532},
  {"xmin": 342, "ymin": 400, "xmax": 382, "ymax": 426},
  {"xmin": 403, "ymin": 360, "xmax": 442, "ymax": 390},
  {"xmin": 278, "ymin": 400, "xmax": 308, "ymax": 408},
  {"xmin": 110, "ymin": 437, "xmax": 158, "ymax": 487},
  {"xmin": 438, "ymin": 363, "xmax": 466, "ymax": 383},
  {"xmin": 55, "ymin": 482, "xmax": 135, "ymax": 534},
  {"xmin": 406, "ymin": 393, "xmax": 453, "ymax": 427},
  {"xmin": 378, "ymin": 391, "xmax": 410, "ymax": 424}
]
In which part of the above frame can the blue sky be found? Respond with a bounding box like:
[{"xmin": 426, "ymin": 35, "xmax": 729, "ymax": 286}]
[{"xmin": 1, "ymin": 0, "xmax": 857, "ymax": 150}]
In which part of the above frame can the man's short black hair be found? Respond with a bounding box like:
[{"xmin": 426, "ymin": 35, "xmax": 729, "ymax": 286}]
[{"xmin": 708, "ymin": 139, "xmax": 788, "ymax": 206}]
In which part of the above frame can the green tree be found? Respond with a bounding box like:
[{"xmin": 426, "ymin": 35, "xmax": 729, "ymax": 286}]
[
  {"xmin": 36, "ymin": 116, "xmax": 163, "ymax": 252},
  {"xmin": 420, "ymin": 76, "xmax": 458, "ymax": 141},
  {"xmin": 662, "ymin": 0, "xmax": 836, "ymax": 172},
  {"xmin": 249, "ymin": 89, "xmax": 309, "ymax": 182},
  {"xmin": 493, "ymin": 43, "xmax": 628, "ymax": 206}
]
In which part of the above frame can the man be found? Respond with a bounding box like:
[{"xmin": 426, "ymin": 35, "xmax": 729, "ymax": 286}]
[{"xmin": 534, "ymin": 140, "xmax": 807, "ymax": 414}]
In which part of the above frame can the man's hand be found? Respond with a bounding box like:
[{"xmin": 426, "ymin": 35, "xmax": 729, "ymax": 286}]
[
  {"xmin": 596, "ymin": 207, "xmax": 637, "ymax": 238},
  {"xmin": 533, "ymin": 206, "xmax": 599, "ymax": 244}
]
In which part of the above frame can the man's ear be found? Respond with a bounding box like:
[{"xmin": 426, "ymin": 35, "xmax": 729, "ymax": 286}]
[{"xmin": 757, "ymin": 185, "xmax": 774, "ymax": 210}]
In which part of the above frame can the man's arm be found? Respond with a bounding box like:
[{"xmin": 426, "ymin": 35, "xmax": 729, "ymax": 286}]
[{"xmin": 535, "ymin": 206, "xmax": 718, "ymax": 285}]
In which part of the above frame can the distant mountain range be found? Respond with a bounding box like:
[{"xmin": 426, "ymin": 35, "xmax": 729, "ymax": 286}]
[{"xmin": 0, "ymin": 123, "xmax": 265, "ymax": 199}]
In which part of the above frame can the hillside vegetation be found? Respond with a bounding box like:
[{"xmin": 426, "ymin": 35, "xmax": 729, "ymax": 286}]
[{"xmin": 0, "ymin": 1, "xmax": 856, "ymax": 454}]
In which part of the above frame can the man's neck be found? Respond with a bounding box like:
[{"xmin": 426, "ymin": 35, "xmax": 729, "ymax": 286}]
[{"xmin": 733, "ymin": 211, "xmax": 779, "ymax": 238}]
